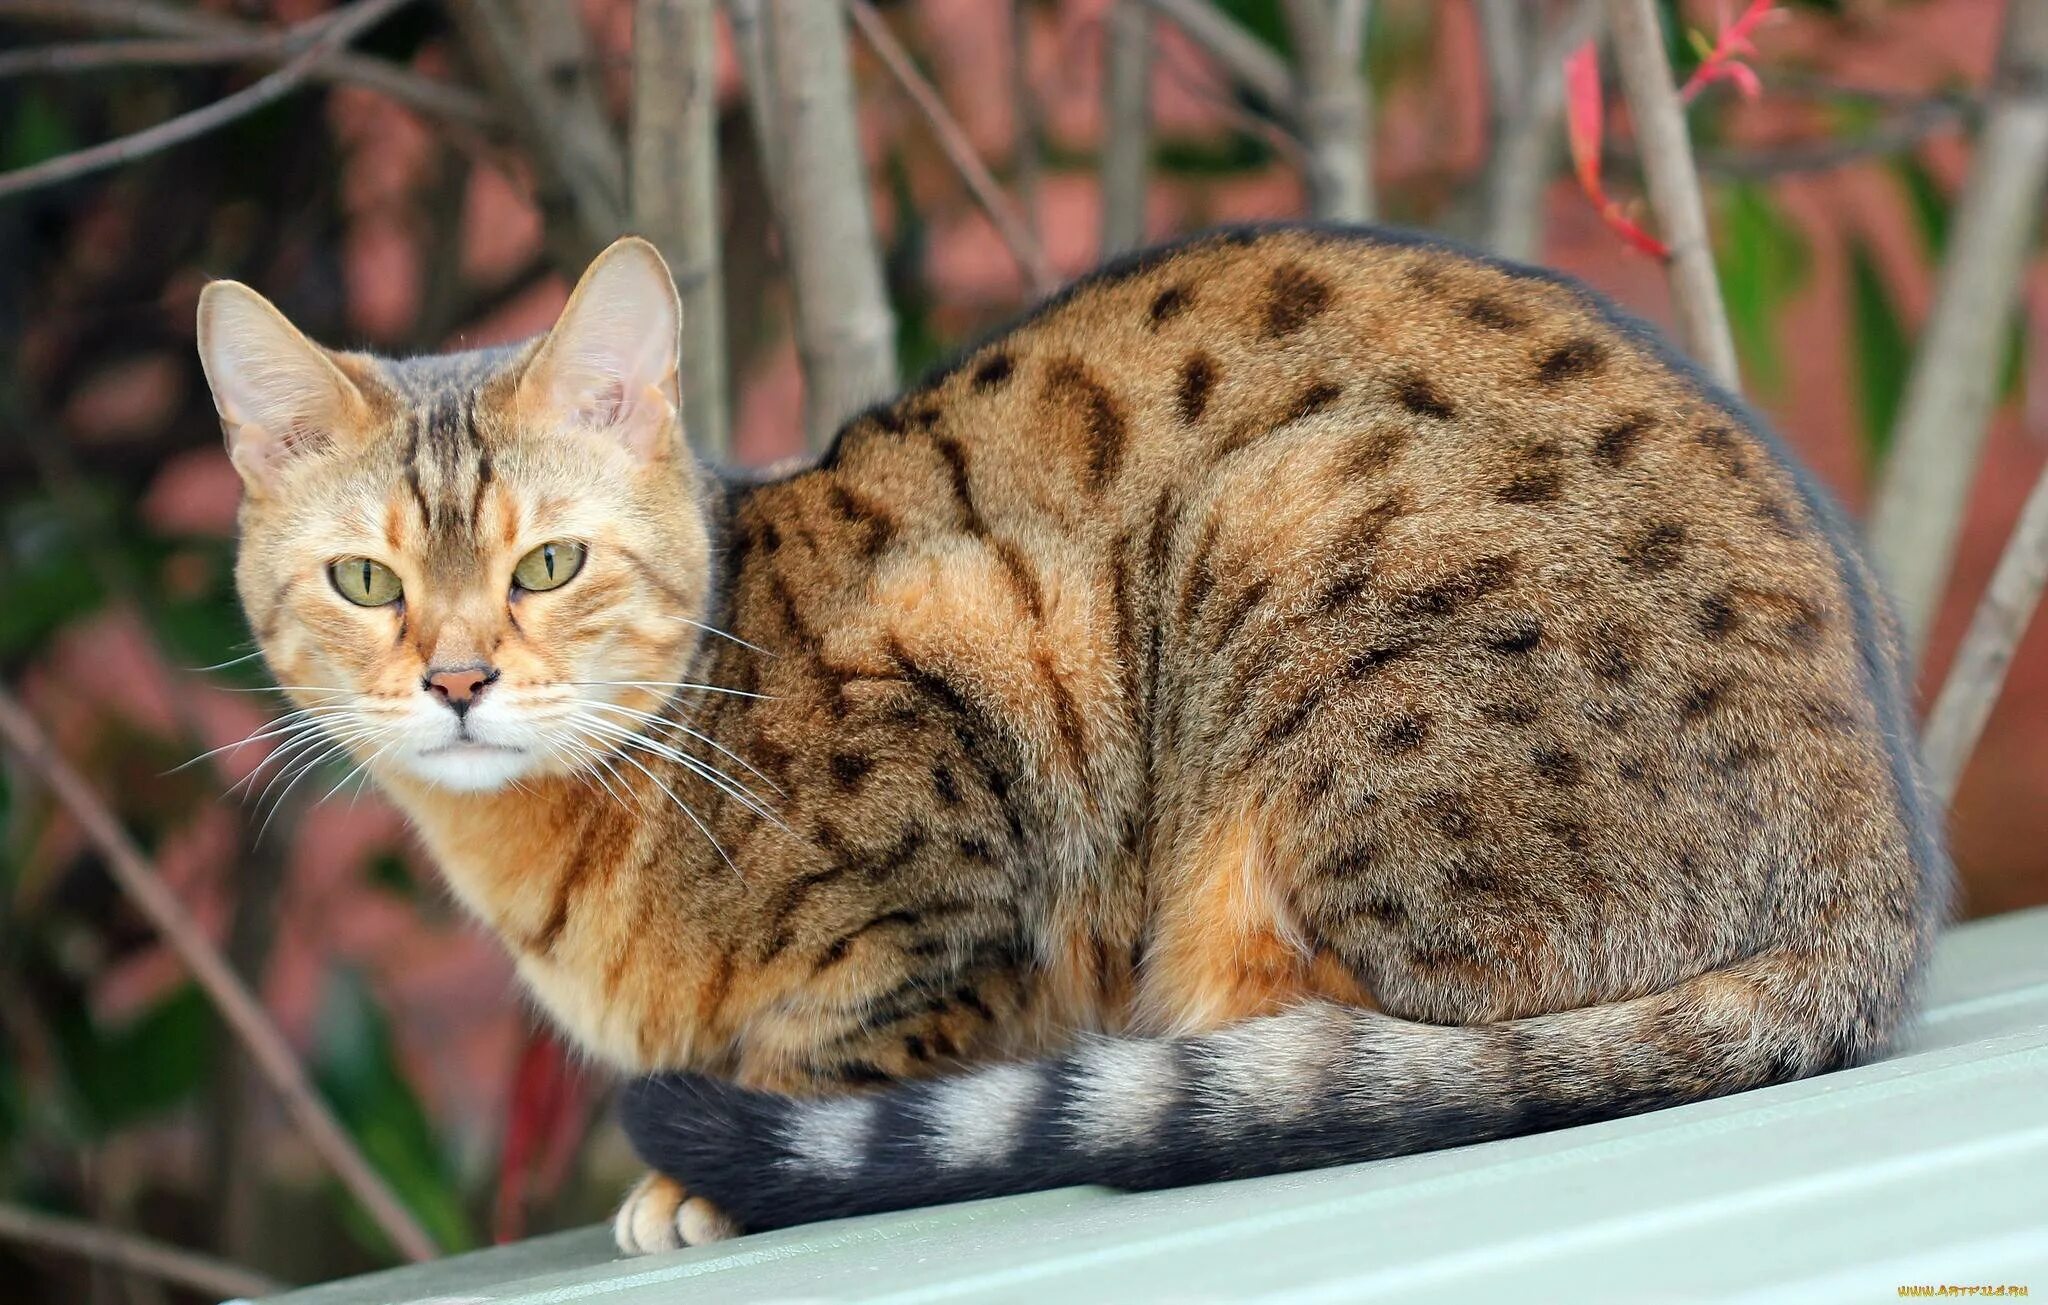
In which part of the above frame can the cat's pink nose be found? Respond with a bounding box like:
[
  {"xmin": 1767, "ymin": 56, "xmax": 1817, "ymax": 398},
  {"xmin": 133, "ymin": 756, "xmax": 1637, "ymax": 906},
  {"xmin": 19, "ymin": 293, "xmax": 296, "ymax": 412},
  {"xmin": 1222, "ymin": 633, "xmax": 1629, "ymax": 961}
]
[{"xmin": 424, "ymin": 664, "xmax": 498, "ymax": 716}]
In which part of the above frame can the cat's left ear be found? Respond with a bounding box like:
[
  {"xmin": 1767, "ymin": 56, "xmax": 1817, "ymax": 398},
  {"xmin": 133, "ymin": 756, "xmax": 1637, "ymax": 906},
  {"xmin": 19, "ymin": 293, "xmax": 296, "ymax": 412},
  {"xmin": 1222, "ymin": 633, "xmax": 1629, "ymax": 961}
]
[{"xmin": 521, "ymin": 236, "xmax": 682, "ymax": 462}]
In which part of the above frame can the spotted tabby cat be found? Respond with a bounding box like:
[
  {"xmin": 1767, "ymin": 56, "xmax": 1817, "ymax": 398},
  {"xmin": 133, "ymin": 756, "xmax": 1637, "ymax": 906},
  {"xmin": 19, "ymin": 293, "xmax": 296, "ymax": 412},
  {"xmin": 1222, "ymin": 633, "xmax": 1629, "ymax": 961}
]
[{"xmin": 203, "ymin": 227, "xmax": 1946, "ymax": 1253}]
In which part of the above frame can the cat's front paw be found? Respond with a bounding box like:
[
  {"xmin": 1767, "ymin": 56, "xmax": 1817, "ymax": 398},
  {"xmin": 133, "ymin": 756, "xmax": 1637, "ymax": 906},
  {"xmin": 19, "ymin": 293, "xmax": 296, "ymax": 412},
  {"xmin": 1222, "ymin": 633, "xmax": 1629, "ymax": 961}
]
[{"xmin": 613, "ymin": 1171, "xmax": 741, "ymax": 1254}]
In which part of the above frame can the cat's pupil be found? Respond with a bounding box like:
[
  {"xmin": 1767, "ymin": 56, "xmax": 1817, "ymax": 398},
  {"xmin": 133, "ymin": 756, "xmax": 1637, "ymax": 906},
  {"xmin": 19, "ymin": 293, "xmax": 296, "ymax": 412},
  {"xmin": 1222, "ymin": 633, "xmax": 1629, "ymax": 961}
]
[
  {"xmin": 359, "ymin": 560, "xmax": 372, "ymax": 591},
  {"xmin": 544, "ymin": 545, "xmax": 556, "ymax": 579}
]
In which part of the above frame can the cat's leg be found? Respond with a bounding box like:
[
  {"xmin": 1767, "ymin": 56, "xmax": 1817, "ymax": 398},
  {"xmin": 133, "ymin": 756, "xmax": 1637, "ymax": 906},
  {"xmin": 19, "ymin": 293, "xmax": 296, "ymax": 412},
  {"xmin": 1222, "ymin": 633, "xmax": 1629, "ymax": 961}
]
[{"xmin": 613, "ymin": 1171, "xmax": 742, "ymax": 1254}]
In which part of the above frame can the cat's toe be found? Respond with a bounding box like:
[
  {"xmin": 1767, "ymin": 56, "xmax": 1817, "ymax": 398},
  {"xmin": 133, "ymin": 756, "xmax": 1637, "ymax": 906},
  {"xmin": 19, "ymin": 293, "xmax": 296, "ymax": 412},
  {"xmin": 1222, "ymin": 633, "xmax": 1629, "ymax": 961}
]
[{"xmin": 613, "ymin": 1171, "xmax": 740, "ymax": 1255}]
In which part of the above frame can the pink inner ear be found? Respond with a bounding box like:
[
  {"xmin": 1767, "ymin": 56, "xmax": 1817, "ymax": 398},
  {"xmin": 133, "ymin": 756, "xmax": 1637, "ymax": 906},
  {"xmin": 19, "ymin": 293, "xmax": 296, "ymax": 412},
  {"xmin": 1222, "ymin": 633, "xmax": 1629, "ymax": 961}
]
[{"xmin": 574, "ymin": 379, "xmax": 628, "ymax": 428}]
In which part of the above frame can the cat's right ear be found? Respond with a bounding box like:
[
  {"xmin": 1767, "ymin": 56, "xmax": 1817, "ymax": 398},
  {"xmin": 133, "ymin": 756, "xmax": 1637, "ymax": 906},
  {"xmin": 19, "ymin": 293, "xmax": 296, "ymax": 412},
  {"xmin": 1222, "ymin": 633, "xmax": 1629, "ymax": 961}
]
[{"xmin": 196, "ymin": 282, "xmax": 373, "ymax": 496}]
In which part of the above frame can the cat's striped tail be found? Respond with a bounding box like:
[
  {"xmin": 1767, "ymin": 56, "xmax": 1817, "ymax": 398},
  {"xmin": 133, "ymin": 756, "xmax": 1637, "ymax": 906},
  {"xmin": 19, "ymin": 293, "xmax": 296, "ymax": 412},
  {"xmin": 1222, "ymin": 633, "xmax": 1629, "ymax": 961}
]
[{"xmin": 619, "ymin": 939, "xmax": 1925, "ymax": 1235}]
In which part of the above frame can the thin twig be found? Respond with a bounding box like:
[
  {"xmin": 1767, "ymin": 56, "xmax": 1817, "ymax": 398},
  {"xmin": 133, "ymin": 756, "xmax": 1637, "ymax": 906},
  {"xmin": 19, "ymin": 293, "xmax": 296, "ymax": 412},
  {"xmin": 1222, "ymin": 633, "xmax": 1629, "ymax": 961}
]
[
  {"xmin": 1283, "ymin": 0, "xmax": 1373, "ymax": 221},
  {"xmin": 445, "ymin": 0, "xmax": 624, "ymax": 267},
  {"xmin": 1010, "ymin": 1, "xmax": 1043, "ymax": 250},
  {"xmin": 1867, "ymin": 2, "xmax": 2048, "ymax": 655},
  {"xmin": 633, "ymin": 0, "xmax": 731, "ymax": 458},
  {"xmin": 1141, "ymin": 0, "xmax": 1296, "ymax": 126},
  {"xmin": 725, "ymin": 0, "xmax": 787, "ymax": 216},
  {"xmin": 0, "ymin": 0, "xmax": 415, "ymax": 202},
  {"xmin": 0, "ymin": 688, "xmax": 440, "ymax": 1263},
  {"xmin": 766, "ymin": 0, "xmax": 899, "ymax": 446},
  {"xmin": 847, "ymin": 0, "xmax": 1056, "ymax": 296},
  {"xmin": 0, "ymin": 0, "xmax": 496, "ymax": 128},
  {"xmin": 1921, "ymin": 459, "xmax": 2048, "ymax": 807},
  {"xmin": 1602, "ymin": 0, "xmax": 1740, "ymax": 389},
  {"xmin": 1099, "ymin": 0, "xmax": 1154, "ymax": 257},
  {"xmin": 0, "ymin": 1202, "xmax": 287, "ymax": 1302}
]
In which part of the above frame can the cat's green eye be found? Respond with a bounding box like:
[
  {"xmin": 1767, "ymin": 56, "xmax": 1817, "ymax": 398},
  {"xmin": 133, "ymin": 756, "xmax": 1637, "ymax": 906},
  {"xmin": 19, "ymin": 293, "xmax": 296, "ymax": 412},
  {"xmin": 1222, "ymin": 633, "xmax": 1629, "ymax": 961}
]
[
  {"xmin": 513, "ymin": 540, "xmax": 587, "ymax": 593},
  {"xmin": 329, "ymin": 557, "xmax": 403, "ymax": 607}
]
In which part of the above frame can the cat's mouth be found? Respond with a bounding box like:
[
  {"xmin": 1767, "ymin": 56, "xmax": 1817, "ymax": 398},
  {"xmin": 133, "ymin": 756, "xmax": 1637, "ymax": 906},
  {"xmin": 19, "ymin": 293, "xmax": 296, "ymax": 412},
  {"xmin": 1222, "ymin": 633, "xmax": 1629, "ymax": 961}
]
[{"xmin": 420, "ymin": 741, "xmax": 523, "ymax": 757}]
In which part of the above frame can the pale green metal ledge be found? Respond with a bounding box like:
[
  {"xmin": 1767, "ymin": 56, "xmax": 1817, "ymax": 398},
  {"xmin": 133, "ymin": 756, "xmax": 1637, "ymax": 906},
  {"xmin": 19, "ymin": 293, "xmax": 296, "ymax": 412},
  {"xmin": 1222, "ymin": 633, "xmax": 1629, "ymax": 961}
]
[{"xmin": 260, "ymin": 906, "xmax": 2048, "ymax": 1304}]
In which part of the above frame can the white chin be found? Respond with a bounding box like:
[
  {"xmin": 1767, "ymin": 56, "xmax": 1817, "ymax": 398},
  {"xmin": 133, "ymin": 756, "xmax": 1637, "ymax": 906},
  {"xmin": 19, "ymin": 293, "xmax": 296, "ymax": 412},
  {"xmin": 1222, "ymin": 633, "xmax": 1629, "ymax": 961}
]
[{"xmin": 399, "ymin": 744, "xmax": 536, "ymax": 791}]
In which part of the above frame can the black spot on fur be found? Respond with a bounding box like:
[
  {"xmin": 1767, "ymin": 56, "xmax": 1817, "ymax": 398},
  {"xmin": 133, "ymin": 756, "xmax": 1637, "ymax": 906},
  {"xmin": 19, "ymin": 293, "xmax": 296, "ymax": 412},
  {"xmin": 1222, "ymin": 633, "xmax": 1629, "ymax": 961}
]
[
  {"xmin": 1345, "ymin": 636, "xmax": 1422, "ymax": 680},
  {"xmin": 1699, "ymin": 592, "xmax": 1741, "ymax": 640},
  {"xmin": 971, "ymin": 353, "xmax": 1015, "ymax": 390},
  {"xmin": 1376, "ymin": 715, "xmax": 1430, "ymax": 754},
  {"xmin": 1680, "ymin": 678, "xmax": 1731, "ymax": 723},
  {"xmin": 1593, "ymin": 413, "xmax": 1654, "ymax": 467},
  {"xmin": 1395, "ymin": 374, "xmax": 1456, "ymax": 420},
  {"xmin": 1465, "ymin": 295, "xmax": 1524, "ymax": 330},
  {"xmin": 1264, "ymin": 264, "xmax": 1333, "ymax": 338},
  {"xmin": 1626, "ymin": 522, "xmax": 1687, "ymax": 572},
  {"xmin": 1419, "ymin": 790, "xmax": 1478, "ymax": 840},
  {"xmin": 1589, "ymin": 630, "xmax": 1636, "ymax": 681},
  {"xmin": 1497, "ymin": 468, "xmax": 1562, "ymax": 503},
  {"xmin": 1531, "ymin": 746, "xmax": 1585, "ymax": 787},
  {"xmin": 1288, "ymin": 380, "xmax": 1343, "ymax": 423},
  {"xmin": 1486, "ymin": 618, "xmax": 1543, "ymax": 654},
  {"xmin": 1695, "ymin": 425, "xmax": 1752, "ymax": 480},
  {"xmin": 931, "ymin": 763, "xmax": 961, "ymax": 805},
  {"xmin": 1536, "ymin": 338, "xmax": 1606, "ymax": 383},
  {"xmin": 1046, "ymin": 358, "xmax": 1129, "ymax": 489},
  {"xmin": 1393, "ymin": 555, "xmax": 1515, "ymax": 620},
  {"xmin": 1480, "ymin": 699, "xmax": 1539, "ymax": 726},
  {"xmin": 1150, "ymin": 284, "xmax": 1193, "ymax": 327},
  {"xmin": 1178, "ymin": 353, "xmax": 1217, "ymax": 424}
]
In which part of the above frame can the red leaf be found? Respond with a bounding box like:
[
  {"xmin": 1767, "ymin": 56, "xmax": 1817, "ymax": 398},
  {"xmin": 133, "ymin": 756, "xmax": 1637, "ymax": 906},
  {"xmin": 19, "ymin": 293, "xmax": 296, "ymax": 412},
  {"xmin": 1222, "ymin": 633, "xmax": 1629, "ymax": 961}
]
[
  {"xmin": 1561, "ymin": 41, "xmax": 1670, "ymax": 261},
  {"xmin": 1680, "ymin": 0, "xmax": 1781, "ymax": 103},
  {"xmin": 1564, "ymin": 40, "xmax": 1605, "ymax": 199},
  {"xmin": 494, "ymin": 1026, "xmax": 592, "ymax": 1244}
]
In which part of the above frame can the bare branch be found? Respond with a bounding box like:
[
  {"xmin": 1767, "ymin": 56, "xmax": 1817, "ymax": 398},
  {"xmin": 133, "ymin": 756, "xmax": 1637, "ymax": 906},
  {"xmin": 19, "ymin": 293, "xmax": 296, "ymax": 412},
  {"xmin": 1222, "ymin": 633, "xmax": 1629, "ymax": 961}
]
[
  {"xmin": 765, "ymin": 0, "xmax": 898, "ymax": 446},
  {"xmin": 0, "ymin": 0, "xmax": 419, "ymax": 203},
  {"xmin": 1010, "ymin": 1, "xmax": 1043, "ymax": 251},
  {"xmin": 847, "ymin": 0, "xmax": 1056, "ymax": 297},
  {"xmin": 0, "ymin": 0, "xmax": 496, "ymax": 128},
  {"xmin": 1099, "ymin": 0, "xmax": 1154, "ymax": 257},
  {"xmin": 0, "ymin": 688, "xmax": 440, "ymax": 1263},
  {"xmin": 1141, "ymin": 0, "xmax": 1296, "ymax": 126},
  {"xmin": 1480, "ymin": 0, "xmax": 1601, "ymax": 261},
  {"xmin": 1868, "ymin": 2, "xmax": 2048, "ymax": 654},
  {"xmin": 445, "ymin": 0, "xmax": 626, "ymax": 265},
  {"xmin": 1602, "ymin": 0, "xmax": 1740, "ymax": 390},
  {"xmin": 0, "ymin": 1202, "xmax": 287, "ymax": 1302},
  {"xmin": 1283, "ymin": 0, "xmax": 1373, "ymax": 221},
  {"xmin": 724, "ymin": 0, "xmax": 786, "ymax": 214},
  {"xmin": 632, "ymin": 0, "xmax": 731, "ymax": 460},
  {"xmin": 1921, "ymin": 458, "xmax": 2048, "ymax": 806}
]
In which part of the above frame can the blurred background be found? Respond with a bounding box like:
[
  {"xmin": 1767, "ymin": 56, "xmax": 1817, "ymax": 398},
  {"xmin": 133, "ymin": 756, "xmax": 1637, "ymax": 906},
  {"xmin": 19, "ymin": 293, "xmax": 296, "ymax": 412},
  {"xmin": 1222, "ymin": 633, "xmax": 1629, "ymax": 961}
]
[{"xmin": 1, "ymin": 0, "xmax": 2044, "ymax": 1298}]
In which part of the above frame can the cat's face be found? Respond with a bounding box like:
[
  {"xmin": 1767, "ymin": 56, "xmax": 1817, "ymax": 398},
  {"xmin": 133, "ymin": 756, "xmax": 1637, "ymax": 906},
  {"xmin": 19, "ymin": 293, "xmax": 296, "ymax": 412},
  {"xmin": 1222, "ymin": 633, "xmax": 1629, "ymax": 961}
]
[{"xmin": 203, "ymin": 239, "xmax": 713, "ymax": 792}]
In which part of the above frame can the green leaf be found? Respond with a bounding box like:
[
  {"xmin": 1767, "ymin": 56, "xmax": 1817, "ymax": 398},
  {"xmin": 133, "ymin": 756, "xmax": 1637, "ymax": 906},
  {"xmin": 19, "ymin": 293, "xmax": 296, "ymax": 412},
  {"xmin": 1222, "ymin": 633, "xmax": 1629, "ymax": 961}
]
[
  {"xmin": 313, "ymin": 970, "xmax": 474, "ymax": 1256},
  {"xmin": 51, "ymin": 984, "xmax": 216, "ymax": 1134},
  {"xmin": 1895, "ymin": 155, "xmax": 1951, "ymax": 256},
  {"xmin": 0, "ymin": 91, "xmax": 74, "ymax": 171},
  {"xmin": 1716, "ymin": 182, "xmax": 1809, "ymax": 398},
  {"xmin": 1848, "ymin": 239, "xmax": 1912, "ymax": 466}
]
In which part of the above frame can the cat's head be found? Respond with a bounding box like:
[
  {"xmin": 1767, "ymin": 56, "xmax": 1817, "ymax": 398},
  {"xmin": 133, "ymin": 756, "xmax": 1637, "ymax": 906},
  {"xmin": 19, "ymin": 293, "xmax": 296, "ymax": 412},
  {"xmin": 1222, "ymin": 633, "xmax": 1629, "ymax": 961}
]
[{"xmin": 202, "ymin": 238, "xmax": 714, "ymax": 793}]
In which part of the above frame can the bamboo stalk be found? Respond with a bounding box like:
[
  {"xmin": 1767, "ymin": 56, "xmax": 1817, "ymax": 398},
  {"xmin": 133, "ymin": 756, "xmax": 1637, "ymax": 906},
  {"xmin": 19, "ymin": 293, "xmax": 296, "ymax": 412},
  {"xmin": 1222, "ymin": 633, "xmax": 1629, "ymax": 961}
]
[
  {"xmin": 1282, "ymin": 0, "xmax": 1372, "ymax": 221},
  {"xmin": 1867, "ymin": 1, "xmax": 2048, "ymax": 654},
  {"xmin": 632, "ymin": 0, "xmax": 731, "ymax": 459},
  {"xmin": 1602, "ymin": 0, "xmax": 1740, "ymax": 390},
  {"xmin": 1921, "ymin": 458, "xmax": 2048, "ymax": 806},
  {"xmin": 1099, "ymin": 0, "xmax": 1154, "ymax": 257},
  {"xmin": 765, "ymin": 0, "xmax": 898, "ymax": 447},
  {"xmin": 0, "ymin": 690, "xmax": 440, "ymax": 1264}
]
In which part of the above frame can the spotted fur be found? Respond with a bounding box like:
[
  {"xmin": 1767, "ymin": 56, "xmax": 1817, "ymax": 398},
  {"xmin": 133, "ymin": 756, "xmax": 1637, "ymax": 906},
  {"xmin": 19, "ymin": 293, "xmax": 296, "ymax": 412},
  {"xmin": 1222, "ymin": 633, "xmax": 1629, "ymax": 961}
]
[{"xmin": 218, "ymin": 225, "xmax": 1947, "ymax": 1251}]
